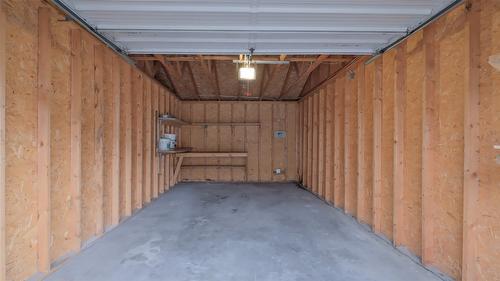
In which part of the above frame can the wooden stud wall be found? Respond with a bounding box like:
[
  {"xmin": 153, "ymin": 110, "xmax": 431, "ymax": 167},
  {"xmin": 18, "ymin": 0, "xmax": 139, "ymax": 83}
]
[
  {"xmin": 297, "ymin": 2, "xmax": 500, "ymax": 280},
  {"xmin": 180, "ymin": 101, "xmax": 298, "ymax": 182},
  {"xmin": 2, "ymin": 2, "xmax": 179, "ymax": 280}
]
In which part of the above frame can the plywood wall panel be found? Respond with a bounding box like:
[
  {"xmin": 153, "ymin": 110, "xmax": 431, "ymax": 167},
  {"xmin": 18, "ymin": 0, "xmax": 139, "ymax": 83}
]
[
  {"xmin": 311, "ymin": 94, "xmax": 319, "ymax": 194},
  {"xmin": 402, "ymin": 32, "xmax": 424, "ymax": 257},
  {"xmin": 150, "ymin": 84, "xmax": 159, "ymax": 198},
  {"xmin": 205, "ymin": 103, "xmax": 219, "ymax": 181},
  {"xmin": 324, "ymin": 84, "xmax": 335, "ymax": 204},
  {"xmin": 142, "ymin": 80, "xmax": 152, "ymax": 203},
  {"xmin": 180, "ymin": 101, "xmax": 297, "ymax": 183},
  {"xmin": 232, "ymin": 103, "xmax": 247, "ymax": 181},
  {"xmin": 49, "ymin": 15, "xmax": 72, "ymax": 262},
  {"xmin": 4, "ymin": 2, "xmax": 179, "ymax": 279},
  {"xmin": 246, "ymin": 103, "xmax": 259, "ymax": 181},
  {"xmin": 286, "ymin": 103, "xmax": 298, "ymax": 181},
  {"xmin": 219, "ymin": 103, "xmax": 233, "ymax": 181},
  {"xmin": 131, "ymin": 71, "xmax": 143, "ymax": 209},
  {"xmin": 334, "ymin": 77, "xmax": 345, "ymax": 208},
  {"xmin": 5, "ymin": 1, "xmax": 40, "ymax": 278},
  {"xmin": 119, "ymin": 62, "xmax": 132, "ymax": 218},
  {"xmin": 81, "ymin": 34, "xmax": 98, "ymax": 242},
  {"xmin": 103, "ymin": 52, "xmax": 119, "ymax": 229},
  {"xmin": 272, "ymin": 103, "xmax": 286, "ymax": 182},
  {"xmin": 93, "ymin": 45, "xmax": 105, "ymax": 236},
  {"xmin": 296, "ymin": 2, "xmax": 498, "ymax": 280},
  {"xmin": 317, "ymin": 90, "xmax": 326, "ymax": 197},
  {"xmin": 259, "ymin": 103, "xmax": 273, "ymax": 182},
  {"xmin": 344, "ymin": 72, "xmax": 357, "ymax": 216},
  {"xmin": 472, "ymin": 1, "xmax": 500, "ymax": 280},
  {"xmin": 379, "ymin": 49, "xmax": 395, "ymax": 240}
]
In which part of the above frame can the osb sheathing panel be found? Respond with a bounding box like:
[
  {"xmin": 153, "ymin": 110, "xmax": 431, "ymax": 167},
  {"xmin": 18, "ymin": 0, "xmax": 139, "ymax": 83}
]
[
  {"xmin": 343, "ymin": 71, "xmax": 357, "ymax": 216},
  {"xmin": 5, "ymin": 1, "xmax": 39, "ymax": 279},
  {"xmin": 477, "ymin": 0, "xmax": 500, "ymax": 279},
  {"xmin": 81, "ymin": 34, "xmax": 101, "ymax": 243},
  {"xmin": 358, "ymin": 62, "xmax": 374, "ymax": 225},
  {"xmin": 379, "ymin": 49, "xmax": 395, "ymax": 240},
  {"xmin": 4, "ymin": 1, "xmax": 179, "ymax": 279},
  {"xmin": 402, "ymin": 31, "xmax": 424, "ymax": 257},
  {"xmin": 296, "ymin": 2, "xmax": 499, "ymax": 280},
  {"xmin": 428, "ymin": 6, "xmax": 467, "ymax": 278},
  {"xmin": 49, "ymin": 11, "xmax": 72, "ymax": 261},
  {"xmin": 180, "ymin": 101, "xmax": 297, "ymax": 182}
]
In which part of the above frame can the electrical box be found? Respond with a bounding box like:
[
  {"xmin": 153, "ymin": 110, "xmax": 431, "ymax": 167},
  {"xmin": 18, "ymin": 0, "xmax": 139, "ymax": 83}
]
[{"xmin": 274, "ymin": 130, "xmax": 286, "ymax": 139}]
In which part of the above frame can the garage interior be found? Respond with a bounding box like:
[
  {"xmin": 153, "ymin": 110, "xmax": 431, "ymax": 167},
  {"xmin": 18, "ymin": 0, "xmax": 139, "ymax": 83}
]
[{"xmin": 0, "ymin": 0, "xmax": 499, "ymax": 281}]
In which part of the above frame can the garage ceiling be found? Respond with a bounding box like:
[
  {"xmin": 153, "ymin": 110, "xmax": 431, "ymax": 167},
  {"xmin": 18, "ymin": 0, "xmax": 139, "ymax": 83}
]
[{"xmin": 57, "ymin": 0, "xmax": 456, "ymax": 55}]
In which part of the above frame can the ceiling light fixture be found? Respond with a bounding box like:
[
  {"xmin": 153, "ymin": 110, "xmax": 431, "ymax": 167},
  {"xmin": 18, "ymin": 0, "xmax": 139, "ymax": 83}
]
[{"xmin": 239, "ymin": 48, "xmax": 256, "ymax": 80}]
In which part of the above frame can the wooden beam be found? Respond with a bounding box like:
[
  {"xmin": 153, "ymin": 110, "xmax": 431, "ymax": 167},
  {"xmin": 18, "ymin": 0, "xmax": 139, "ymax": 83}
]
[
  {"xmin": 393, "ymin": 41, "xmax": 407, "ymax": 246},
  {"xmin": 153, "ymin": 55, "xmax": 180, "ymax": 94},
  {"xmin": 285, "ymin": 55, "xmax": 329, "ymax": 95},
  {"xmin": 372, "ymin": 58, "xmax": 383, "ymax": 234},
  {"xmin": 300, "ymin": 57, "xmax": 363, "ymax": 99},
  {"xmin": 278, "ymin": 63, "xmax": 293, "ymax": 99},
  {"xmin": 462, "ymin": 1, "xmax": 481, "ymax": 280},
  {"xmin": 37, "ymin": 6, "xmax": 51, "ymax": 273},
  {"xmin": 69, "ymin": 29, "xmax": 82, "ymax": 252},
  {"xmin": 132, "ymin": 55, "xmax": 353, "ymax": 63},
  {"xmin": 186, "ymin": 62, "xmax": 201, "ymax": 100},
  {"xmin": 197, "ymin": 56, "xmax": 220, "ymax": 96},
  {"xmin": 213, "ymin": 62, "xmax": 221, "ymax": 100},
  {"xmin": 0, "ymin": 1, "xmax": 6, "ymax": 279}
]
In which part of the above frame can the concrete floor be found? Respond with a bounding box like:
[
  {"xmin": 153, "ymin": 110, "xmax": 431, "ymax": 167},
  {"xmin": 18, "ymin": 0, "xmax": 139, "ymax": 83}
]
[{"xmin": 46, "ymin": 183, "xmax": 442, "ymax": 281}]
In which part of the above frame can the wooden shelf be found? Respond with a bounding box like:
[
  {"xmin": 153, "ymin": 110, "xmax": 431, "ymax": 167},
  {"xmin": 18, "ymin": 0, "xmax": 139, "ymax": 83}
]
[
  {"xmin": 158, "ymin": 115, "xmax": 190, "ymax": 127},
  {"xmin": 176, "ymin": 152, "xmax": 248, "ymax": 158},
  {"xmin": 184, "ymin": 122, "xmax": 260, "ymax": 127},
  {"xmin": 182, "ymin": 165, "xmax": 247, "ymax": 168},
  {"xmin": 158, "ymin": 148, "xmax": 192, "ymax": 155}
]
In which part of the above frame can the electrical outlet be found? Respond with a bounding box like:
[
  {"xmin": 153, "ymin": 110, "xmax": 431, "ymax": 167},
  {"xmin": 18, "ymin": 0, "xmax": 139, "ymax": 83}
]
[{"xmin": 274, "ymin": 168, "xmax": 282, "ymax": 175}]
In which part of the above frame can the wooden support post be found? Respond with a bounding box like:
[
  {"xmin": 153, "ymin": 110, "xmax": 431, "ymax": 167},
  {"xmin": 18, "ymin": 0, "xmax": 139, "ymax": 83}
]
[
  {"xmin": 94, "ymin": 45, "xmax": 105, "ymax": 235},
  {"xmin": 393, "ymin": 42, "xmax": 407, "ymax": 246},
  {"xmin": 37, "ymin": 6, "xmax": 51, "ymax": 273},
  {"xmin": 0, "ymin": 1, "xmax": 6, "ymax": 279},
  {"xmin": 110, "ymin": 56, "xmax": 121, "ymax": 226},
  {"xmin": 173, "ymin": 156, "xmax": 184, "ymax": 183},
  {"xmin": 372, "ymin": 58, "xmax": 383, "ymax": 234},
  {"xmin": 462, "ymin": 2, "xmax": 480, "ymax": 280},
  {"xmin": 69, "ymin": 29, "xmax": 82, "ymax": 250},
  {"xmin": 422, "ymin": 24, "xmax": 439, "ymax": 265}
]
